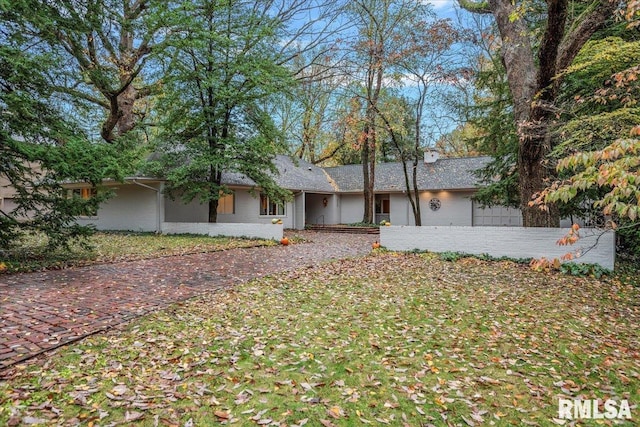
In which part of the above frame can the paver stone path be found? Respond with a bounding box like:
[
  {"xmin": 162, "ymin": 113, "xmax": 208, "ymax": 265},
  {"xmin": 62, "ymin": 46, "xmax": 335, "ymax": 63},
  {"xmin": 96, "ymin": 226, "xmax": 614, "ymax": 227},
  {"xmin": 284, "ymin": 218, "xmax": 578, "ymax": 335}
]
[{"xmin": 0, "ymin": 232, "xmax": 376, "ymax": 370}]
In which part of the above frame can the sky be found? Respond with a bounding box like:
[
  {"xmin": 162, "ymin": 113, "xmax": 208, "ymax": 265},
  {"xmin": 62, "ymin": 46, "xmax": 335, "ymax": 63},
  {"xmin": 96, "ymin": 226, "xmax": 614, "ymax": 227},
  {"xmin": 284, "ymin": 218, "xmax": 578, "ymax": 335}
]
[{"xmin": 425, "ymin": 0, "xmax": 459, "ymax": 20}]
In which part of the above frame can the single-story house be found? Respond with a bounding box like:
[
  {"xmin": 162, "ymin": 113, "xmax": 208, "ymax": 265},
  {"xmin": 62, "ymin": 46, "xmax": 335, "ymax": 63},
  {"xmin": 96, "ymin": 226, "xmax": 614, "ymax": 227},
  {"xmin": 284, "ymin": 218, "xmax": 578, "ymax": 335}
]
[
  {"xmin": 0, "ymin": 162, "xmax": 43, "ymax": 219},
  {"xmin": 61, "ymin": 152, "xmax": 536, "ymax": 232},
  {"xmin": 0, "ymin": 176, "xmax": 17, "ymax": 214}
]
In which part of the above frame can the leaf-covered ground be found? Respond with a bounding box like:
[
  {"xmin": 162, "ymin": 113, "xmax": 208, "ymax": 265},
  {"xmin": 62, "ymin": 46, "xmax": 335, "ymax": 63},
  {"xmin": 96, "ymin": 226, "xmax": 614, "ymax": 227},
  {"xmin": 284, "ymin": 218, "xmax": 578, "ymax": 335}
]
[
  {"xmin": 1, "ymin": 233, "xmax": 275, "ymax": 273},
  {"xmin": 1, "ymin": 253, "xmax": 638, "ymax": 426}
]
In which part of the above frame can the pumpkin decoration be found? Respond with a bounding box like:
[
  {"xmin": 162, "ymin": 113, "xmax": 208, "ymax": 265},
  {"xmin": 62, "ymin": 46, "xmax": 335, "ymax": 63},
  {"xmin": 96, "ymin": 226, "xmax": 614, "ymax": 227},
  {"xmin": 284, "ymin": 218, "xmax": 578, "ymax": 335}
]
[
  {"xmin": 280, "ymin": 237, "xmax": 290, "ymax": 246},
  {"xmin": 271, "ymin": 218, "xmax": 279, "ymax": 224},
  {"xmin": 277, "ymin": 219, "xmax": 283, "ymax": 225},
  {"xmin": 385, "ymin": 221, "xmax": 391, "ymax": 226},
  {"xmin": 372, "ymin": 241, "xmax": 381, "ymax": 249}
]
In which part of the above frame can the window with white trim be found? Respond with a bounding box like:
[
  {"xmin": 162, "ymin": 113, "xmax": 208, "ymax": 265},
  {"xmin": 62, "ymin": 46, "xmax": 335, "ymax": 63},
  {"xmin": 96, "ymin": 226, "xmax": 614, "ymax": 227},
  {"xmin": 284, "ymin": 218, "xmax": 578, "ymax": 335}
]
[{"xmin": 259, "ymin": 193, "xmax": 285, "ymax": 216}]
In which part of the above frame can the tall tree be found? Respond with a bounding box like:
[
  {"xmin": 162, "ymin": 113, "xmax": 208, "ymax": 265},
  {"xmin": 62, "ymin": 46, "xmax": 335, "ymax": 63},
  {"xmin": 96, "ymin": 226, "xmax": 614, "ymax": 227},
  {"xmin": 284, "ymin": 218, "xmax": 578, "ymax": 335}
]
[
  {"xmin": 7, "ymin": 0, "xmax": 161, "ymax": 143},
  {"xmin": 459, "ymin": 0, "xmax": 618, "ymax": 226},
  {"xmin": 379, "ymin": 15, "xmax": 461, "ymax": 226},
  {"xmin": 148, "ymin": 0, "xmax": 295, "ymax": 223},
  {"xmin": 345, "ymin": 0, "xmax": 423, "ymax": 223},
  {"xmin": 278, "ymin": 52, "xmax": 347, "ymax": 164}
]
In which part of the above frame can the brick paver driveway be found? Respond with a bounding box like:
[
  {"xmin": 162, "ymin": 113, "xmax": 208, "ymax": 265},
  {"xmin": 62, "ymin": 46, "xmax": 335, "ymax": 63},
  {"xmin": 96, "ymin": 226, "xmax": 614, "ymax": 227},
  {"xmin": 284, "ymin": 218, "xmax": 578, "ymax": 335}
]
[{"xmin": 0, "ymin": 231, "xmax": 376, "ymax": 370}]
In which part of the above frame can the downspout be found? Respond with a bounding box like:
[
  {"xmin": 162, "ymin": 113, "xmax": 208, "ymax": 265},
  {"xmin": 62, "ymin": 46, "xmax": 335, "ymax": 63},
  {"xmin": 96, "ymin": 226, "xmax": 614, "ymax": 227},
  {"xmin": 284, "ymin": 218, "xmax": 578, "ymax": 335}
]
[{"xmin": 130, "ymin": 180, "xmax": 162, "ymax": 233}]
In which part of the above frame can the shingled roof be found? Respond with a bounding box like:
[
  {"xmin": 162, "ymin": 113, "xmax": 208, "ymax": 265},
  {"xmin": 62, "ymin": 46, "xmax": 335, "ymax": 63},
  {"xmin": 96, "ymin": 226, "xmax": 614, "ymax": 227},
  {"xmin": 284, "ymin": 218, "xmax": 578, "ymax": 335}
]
[
  {"xmin": 323, "ymin": 156, "xmax": 491, "ymax": 192},
  {"xmin": 220, "ymin": 155, "xmax": 490, "ymax": 192},
  {"xmin": 221, "ymin": 155, "xmax": 337, "ymax": 192}
]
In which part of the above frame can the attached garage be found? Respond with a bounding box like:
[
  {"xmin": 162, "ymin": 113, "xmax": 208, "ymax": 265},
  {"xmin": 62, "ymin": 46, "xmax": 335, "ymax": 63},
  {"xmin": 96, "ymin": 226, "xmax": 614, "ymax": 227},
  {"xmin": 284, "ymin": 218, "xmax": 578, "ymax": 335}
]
[{"xmin": 472, "ymin": 202, "xmax": 523, "ymax": 226}]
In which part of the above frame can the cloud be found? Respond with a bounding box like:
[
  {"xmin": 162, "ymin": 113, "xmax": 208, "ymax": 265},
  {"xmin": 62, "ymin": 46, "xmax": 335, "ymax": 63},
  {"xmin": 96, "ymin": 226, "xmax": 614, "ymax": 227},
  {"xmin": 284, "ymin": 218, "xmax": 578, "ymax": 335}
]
[{"xmin": 424, "ymin": 0, "xmax": 456, "ymax": 10}]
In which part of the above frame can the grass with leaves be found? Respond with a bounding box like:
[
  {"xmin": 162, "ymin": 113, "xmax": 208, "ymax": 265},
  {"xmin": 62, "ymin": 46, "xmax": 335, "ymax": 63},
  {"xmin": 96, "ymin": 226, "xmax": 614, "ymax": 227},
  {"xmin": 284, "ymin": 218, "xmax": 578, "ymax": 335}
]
[
  {"xmin": 0, "ymin": 232, "xmax": 276, "ymax": 274},
  {"xmin": 1, "ymin": 253, "xmax": 638, "ymax": 426}
]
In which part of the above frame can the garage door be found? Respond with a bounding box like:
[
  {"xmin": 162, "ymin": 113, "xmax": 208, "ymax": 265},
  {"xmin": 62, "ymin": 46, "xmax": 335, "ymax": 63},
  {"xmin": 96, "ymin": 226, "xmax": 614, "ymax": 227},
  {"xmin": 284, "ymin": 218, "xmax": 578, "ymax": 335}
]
[{"xmin": 472, "ymin": 202, "xmax": 523, "ymax": 226}]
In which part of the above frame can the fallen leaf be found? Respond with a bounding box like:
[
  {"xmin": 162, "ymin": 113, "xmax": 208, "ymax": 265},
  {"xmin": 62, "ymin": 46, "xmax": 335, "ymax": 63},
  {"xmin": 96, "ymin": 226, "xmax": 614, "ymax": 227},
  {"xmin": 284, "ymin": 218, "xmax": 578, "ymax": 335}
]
[
  {"xmin": 214, "ymin": 410, "xmax": 230, "ymax": 419},
  {"xmin": 125, "ymin": 411, "xmax": 144, "ymax": 422},
  {"xmin": 111, "ymin": 384, "xmax": 129, "ymax": 396},
  {"xmin": 21, "ymin": 417, "xmax": 48, "ymax": 425}
]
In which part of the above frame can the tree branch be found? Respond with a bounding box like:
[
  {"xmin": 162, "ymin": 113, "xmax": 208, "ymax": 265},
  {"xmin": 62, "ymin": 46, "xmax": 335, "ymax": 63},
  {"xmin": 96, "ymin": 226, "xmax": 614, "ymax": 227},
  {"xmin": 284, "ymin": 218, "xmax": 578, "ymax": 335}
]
[
  {"xmin": 537, "ymin": 0, "xmax": 568, "ymax": 101},
  {"xmin": 52, "ymin": 86, "xmax": 109, "ymax": 109},
  {"xmin": 487, "ymin": 0, "xmax": 537, "ymax": 124},
  {"xmin": 556, "ymin": 0, "xmax": 617, "ymax": 73},
  {"xmin": 458, "ymin": 0, "xmax": 492, "ymax": 14}
]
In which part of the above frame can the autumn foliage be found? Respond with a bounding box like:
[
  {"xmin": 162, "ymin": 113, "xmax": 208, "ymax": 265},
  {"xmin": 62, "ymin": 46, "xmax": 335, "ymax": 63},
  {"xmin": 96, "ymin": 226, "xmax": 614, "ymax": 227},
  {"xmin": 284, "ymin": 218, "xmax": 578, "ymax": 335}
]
[{"xmin": 531, "ymin": 137, "xmax": 640, "ymax": 223}]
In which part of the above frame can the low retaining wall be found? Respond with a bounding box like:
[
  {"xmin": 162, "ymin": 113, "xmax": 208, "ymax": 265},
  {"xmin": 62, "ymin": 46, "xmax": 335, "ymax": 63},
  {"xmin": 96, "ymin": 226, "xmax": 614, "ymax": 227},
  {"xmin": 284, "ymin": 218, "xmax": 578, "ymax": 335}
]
[
  {"xmin": 380, "ymin": 226, "xmax": 615, "ymax": 270},
  {"xmin": 161, "ymin": 222, "xmax": 283, "ymax": 241}
]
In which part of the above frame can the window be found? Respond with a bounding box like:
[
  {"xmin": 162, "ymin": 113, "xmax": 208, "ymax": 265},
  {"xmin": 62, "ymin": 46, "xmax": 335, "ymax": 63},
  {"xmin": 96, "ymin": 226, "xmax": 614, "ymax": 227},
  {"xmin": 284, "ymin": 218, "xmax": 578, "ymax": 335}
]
[
  {"xmin": 217, "ymin": 192, "xmax": 234, "ymax": 214},
  {"xmin": 260, "ymin": 193, "xmax": 285, "ymax": 216},
  {"xmin": 71, "ymin": 187, "xmax": 96, "ymax": 200},
  {"xmin": 375, "ymin": 196, "xmax": 390, "ymax": 214},
  {"xmin": 69, "ymin": 187, "xmax": 98, "ymax": 216}
]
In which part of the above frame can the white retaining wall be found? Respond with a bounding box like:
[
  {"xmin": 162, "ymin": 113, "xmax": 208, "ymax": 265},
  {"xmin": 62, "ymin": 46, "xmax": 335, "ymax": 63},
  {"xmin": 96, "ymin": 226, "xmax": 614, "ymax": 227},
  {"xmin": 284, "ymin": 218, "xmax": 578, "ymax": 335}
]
[
  {"xmin": 380, "ymin": 226, "xmax": 615, "ymax": 270},
  {"xmin": 162, "ymin": 222, "xmax": 283, "ymax": 240}
]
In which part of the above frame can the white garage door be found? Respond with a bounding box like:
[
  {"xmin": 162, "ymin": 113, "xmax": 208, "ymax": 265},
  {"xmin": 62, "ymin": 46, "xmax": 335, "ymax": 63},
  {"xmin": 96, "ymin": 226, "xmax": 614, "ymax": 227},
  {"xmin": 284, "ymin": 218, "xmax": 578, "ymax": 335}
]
[{"xmin": 472, "ymin": 202, "xmax": 523, "ymax": 226}]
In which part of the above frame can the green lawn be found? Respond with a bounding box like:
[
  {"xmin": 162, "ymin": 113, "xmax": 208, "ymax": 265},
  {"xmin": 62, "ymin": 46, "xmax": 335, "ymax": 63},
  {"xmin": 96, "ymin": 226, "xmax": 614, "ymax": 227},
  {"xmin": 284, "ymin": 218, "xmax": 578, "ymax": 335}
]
[
  {"xmin": 0, "ymin": 232, "xmax": 275, "ymax": 274},
  {"xmin": 1, "ymin": 253, "xmax": 638, "ymax": 426}
]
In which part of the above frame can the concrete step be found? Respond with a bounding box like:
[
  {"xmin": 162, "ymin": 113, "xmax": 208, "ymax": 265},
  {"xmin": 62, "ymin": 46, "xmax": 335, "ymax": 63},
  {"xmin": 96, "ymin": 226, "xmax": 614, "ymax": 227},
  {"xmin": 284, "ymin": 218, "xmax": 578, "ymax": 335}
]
[{"xmin": 307, "ymin": 225, "xmax": 380, "ymax": 234}]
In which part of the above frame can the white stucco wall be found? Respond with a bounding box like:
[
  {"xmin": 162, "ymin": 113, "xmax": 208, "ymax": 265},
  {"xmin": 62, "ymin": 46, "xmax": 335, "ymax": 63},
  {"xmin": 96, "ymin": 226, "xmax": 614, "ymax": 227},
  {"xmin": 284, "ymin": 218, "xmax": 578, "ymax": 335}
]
[
  {"xmin": 76, "ymin": 183, "xmax": 162, "ymax": 232},
  {"xmin": 419, "ymin": 191, "xmax": 473, "ymax": 226},
  {"xmin": 380, "ymin": 226, "xmax": 615, "ymax": 270},
  {"xmin": 339, "ymin": 194, "xmax": 364, "ymax": 224},
  {"xmin": 164, "ymin": 196, "xmax": 208, "ymax": 223},
  {"xmin": 162, "ymin": 222, "xmax": 283, "ymax": 240},
  {"xmin": 0, "ymin": 198, "xmax": 17, "ymax": 215},
  {"xmin": 305, "ymin": 193, "xmax": 338, "ymax": 226}
]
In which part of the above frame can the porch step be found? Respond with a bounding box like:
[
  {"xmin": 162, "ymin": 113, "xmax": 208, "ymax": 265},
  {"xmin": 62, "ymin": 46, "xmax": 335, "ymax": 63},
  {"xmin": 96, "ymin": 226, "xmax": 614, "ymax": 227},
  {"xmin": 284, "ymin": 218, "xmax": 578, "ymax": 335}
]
[{"xmin": 307, "ymin": 225, "xmax": 380, "ymax": 235}]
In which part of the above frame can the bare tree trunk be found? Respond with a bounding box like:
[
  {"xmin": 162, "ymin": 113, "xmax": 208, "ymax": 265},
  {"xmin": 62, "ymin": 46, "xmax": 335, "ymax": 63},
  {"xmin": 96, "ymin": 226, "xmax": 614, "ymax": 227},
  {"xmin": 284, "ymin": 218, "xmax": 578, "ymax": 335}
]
[
  {"xmin": 362, "ymin": 124, "xmax": 374, "ymax": 223},
  {"xmin": 208, "ymin": 199, "xmax": 219, "ymax": 223},
  {"xmin": 412, "ymin": 159, "xmax": 421, "ymax": 226},
  {"xmin": 518, "ymin": 142, "xmax": 559, "ymax": 227}
]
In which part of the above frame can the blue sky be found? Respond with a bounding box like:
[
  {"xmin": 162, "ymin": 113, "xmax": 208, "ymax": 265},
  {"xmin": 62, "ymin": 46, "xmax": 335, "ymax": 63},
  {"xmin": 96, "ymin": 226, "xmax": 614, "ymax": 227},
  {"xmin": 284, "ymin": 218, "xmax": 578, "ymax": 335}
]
[{"xmin": 426, "ymin": 0, "xmax": 458, "ymax": 20}]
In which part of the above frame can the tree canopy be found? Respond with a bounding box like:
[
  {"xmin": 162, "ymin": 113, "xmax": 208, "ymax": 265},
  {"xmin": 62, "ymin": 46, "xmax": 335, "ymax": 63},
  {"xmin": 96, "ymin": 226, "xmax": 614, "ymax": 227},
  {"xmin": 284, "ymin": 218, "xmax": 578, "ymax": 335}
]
[
  {"xmin": 459, "ymin": 0, "xmax": 618, "ymax": 227},
  {"xmin": 0, "ymin": 33, "xmax": 134, "ymax": 248}
]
